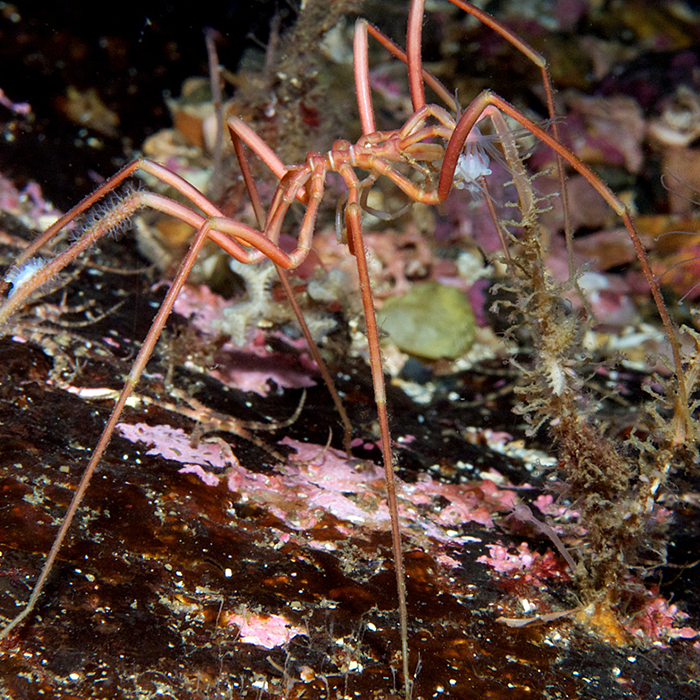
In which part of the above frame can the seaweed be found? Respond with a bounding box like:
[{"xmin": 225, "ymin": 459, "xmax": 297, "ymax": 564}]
[{"xmin": 490, "ymin": 135, "xmax": 698, "ymax": 615}]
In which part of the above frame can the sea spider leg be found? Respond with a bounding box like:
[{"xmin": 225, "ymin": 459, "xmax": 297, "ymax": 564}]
[
  {"xmin": 0, "ymin": 157, "xmax": 312, "ymax": 324},
  {"xmin": 352, "ymin": 18, "xmax": 458, "ymax": 136},
  {"xmin": 229, "ymin": 126, "xmax": 355, "ymax": 454},
  {"xmin": 1, "ymin": 216, "xmax": 227, "ymax": 640},
  {"xmin": 2, "ymin": 159, "xmax": 226, "ymax": 288},
  {"xmin": 0, "ymin": 189, "xmax": 300, "ymax": 332},
  {"xmin": 350, "ymin": 14, "xmax": 527, "ymax": 252},
  {"xmin": 341, "ymin": 168, "xmax": 412, "ymax": 700},
  {"xmin": 0, "ymin": 156, "xmax": 349, "ymax": 641},
  {"xmin": 229, "ymin": 114, "xmax": 413, "ymax": 697},
  {"xmin": 406, "ymin": 0, "xmax": 574, "ymax": 271}
]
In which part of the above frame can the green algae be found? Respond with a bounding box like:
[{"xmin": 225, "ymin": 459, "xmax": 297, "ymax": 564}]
[{"xmin": 377, "ymin": 281, "xmax": 476, "ymax": 360}]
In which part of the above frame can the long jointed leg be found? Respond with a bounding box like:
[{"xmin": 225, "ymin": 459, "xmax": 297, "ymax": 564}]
[
  {"xmin": 346, "ymin": 199, "xmax": 410, "ymax": 699},
  {"xmin": 0, "ymin": 219, "xmax": 215, "ymax": 640}
]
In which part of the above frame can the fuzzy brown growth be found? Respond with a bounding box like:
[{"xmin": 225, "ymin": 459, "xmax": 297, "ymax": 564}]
[{"xmin": 492, "ymin": 156, "xmax": 695, "ymax": 602}]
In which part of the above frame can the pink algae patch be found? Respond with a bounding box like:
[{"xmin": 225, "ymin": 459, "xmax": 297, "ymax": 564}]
[
  {"xmin": 225, "ymin": 612, "xmax": 306, "ymax": 649},
  {"xmin": 477, "ymin": 542, "xmax": 569, "ymax": 585},
  {"xmin": 172, "ymin": 285, "xmax": 316, "ymax": 396},
  {"xmin": 436, "ymin": 554, "xmax": 462, "ymax": 569},
  {"xmin": 114, "ymin": 424, "xmax": 519, "ymax": 548},
  {"xmin": 478, "ymin": 542, "xmax": 538, "ymax": 574},
  {"xmin": 115, "ymin": 424, "xmax": 391, "ymax": 530},
  {"xmin": 624, "ymin": 593, "xmax": 698, "ymax": 646},
  {"xmin": 172, "ymin": 283, "xmax": 229, "ymax": 331},
  {"xmin": 116, "ymin": 423, "xmax": 233, "ymax": 469}
]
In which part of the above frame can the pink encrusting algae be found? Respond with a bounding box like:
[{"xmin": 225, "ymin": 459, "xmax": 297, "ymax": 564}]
[
  {"xmin": 115, "ymin": 421, "xmax": 699, "ymax": 645},
  {"xmin": 223, "ymin": 611, "xmax": 307, "ymax": 649},
  {"xmin": 477, "ymin": 542, "xmax": 570, "ymax": 585},
  {"xmin": 0, "ymin": 172, "xmax": 65, "ymax": 232},
  {"xmin": 622, "ymin": 593, "xmax": 698, "ymax": 646},
  {"xmin": 172, "ymin": 284, "xmax": 317, "ymax": 395},
  {"xmin": 115, "ymin": 423, "xmax": 521, "ymax": 551}
]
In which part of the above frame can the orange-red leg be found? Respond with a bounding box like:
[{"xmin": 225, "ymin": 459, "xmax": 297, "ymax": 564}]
[
  {"xmin": 0, "ymin": 217, "xmax": 220, "ymax": 640},
  {"xmin": 341, "ymin": 165, "xmax": 412, "ymax": 699}
]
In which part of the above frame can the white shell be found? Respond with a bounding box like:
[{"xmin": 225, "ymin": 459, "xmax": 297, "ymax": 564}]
[{"xmin": 4, "ymin": 257, "xmax": 46, "ymax": 298}]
